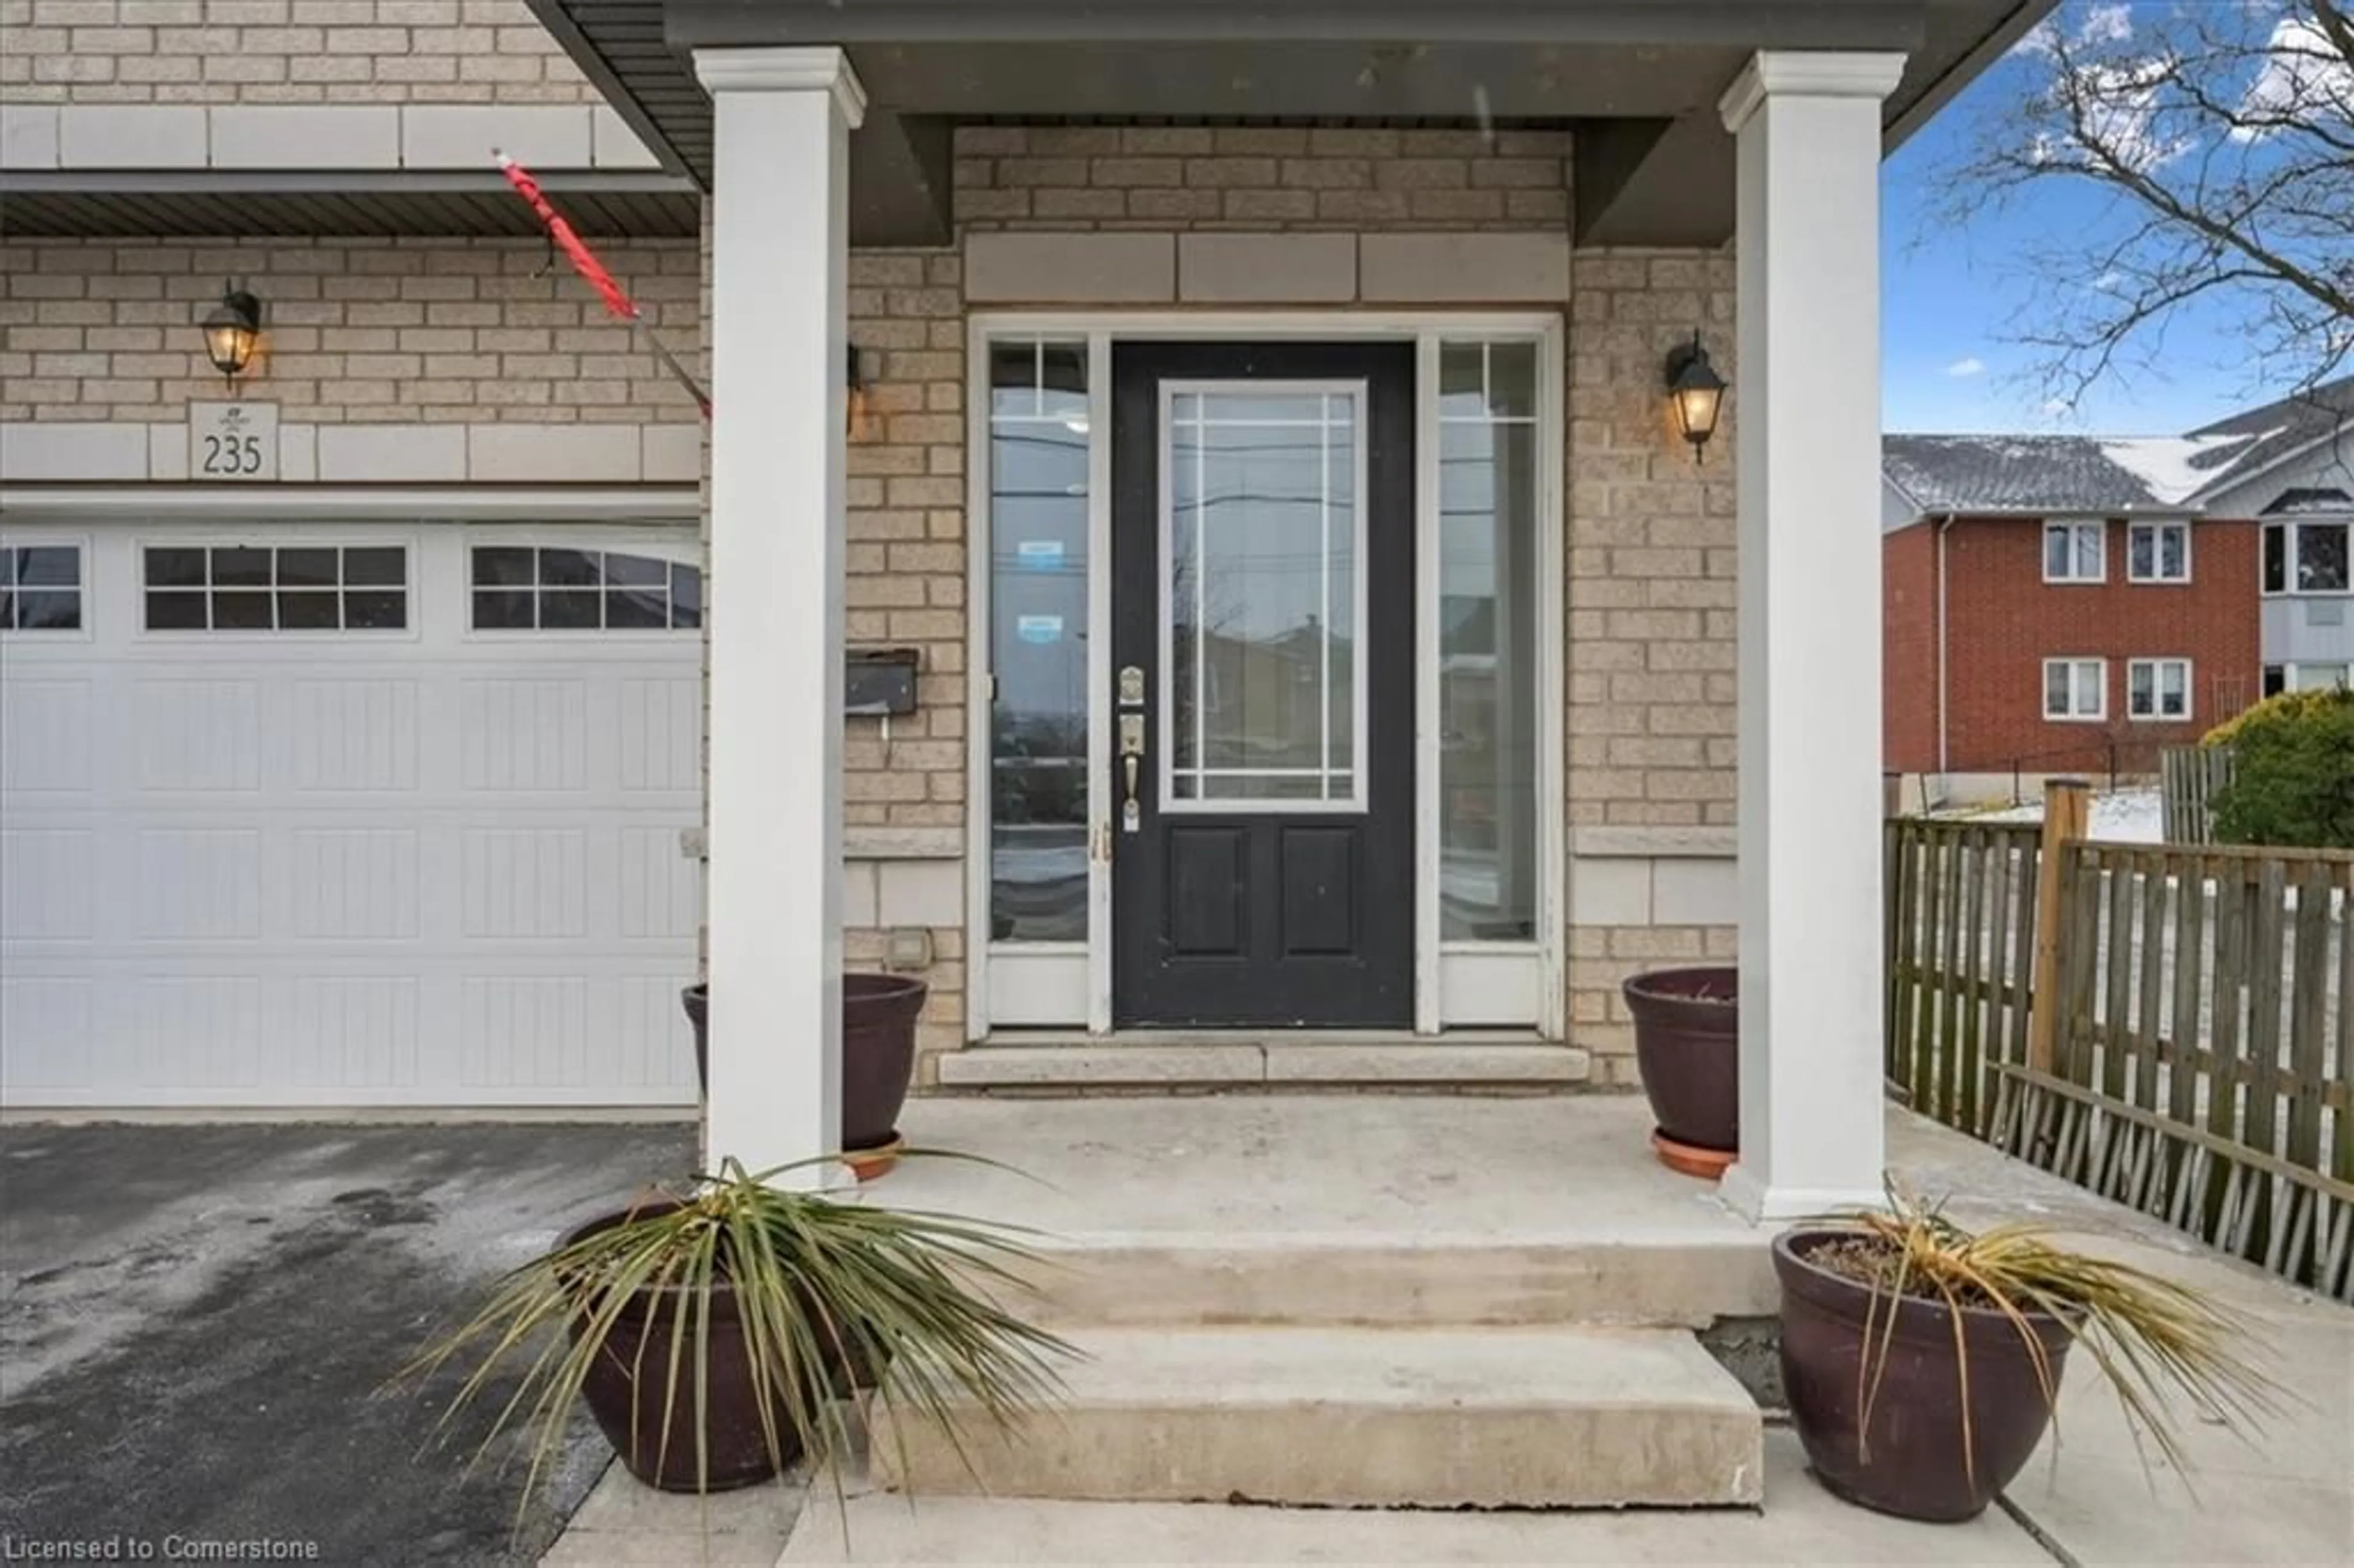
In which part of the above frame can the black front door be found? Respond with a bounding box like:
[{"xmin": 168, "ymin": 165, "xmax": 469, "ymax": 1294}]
[{"xmin": 1111, "ymin": 341, "xmax": 1415, "ymax": 1028}]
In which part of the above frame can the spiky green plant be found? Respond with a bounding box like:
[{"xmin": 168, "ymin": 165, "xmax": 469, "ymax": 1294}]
[
  {"xmin": 397, "ymin": 1154, "xmax": 1075, "ymax": 1526},
  {"xmin": 1826, "ymin": 1183, "xmax": 2284, "ymax": 1488}
]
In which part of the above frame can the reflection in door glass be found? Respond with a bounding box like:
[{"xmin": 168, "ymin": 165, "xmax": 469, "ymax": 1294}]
[
  {"xmin": 989, "ymin": 340, "xmax": 1091, "ymax": 941},
  {"xmin": 1439, "ymin": 341, "xmax": 1540, "ymax": 940},
  {"xmin": 1166, "ymin": 389, "xmax": 1362, "ymax": 807}
]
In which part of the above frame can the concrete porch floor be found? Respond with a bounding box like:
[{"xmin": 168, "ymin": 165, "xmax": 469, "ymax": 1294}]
[
  {"xmin": 878, "ymin": 1091, "xmax": 1753, "ymax": 1243},
  {"xmin": 542, "ymin": 1094, "xmax": 2354, "ymax": 1566}
]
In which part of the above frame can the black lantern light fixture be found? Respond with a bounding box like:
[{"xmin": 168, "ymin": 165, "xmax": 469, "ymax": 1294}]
[
  {"xmin": 200, "ymin": 283, "xmax": 264, "ymax": 389},
  {"xmin": 845, "ymin": 341, "xmax": 870, "ymax": 438},
  {"xmin": 1663, "ymin": 330, "xmax": 1726, "ymax": 462}
]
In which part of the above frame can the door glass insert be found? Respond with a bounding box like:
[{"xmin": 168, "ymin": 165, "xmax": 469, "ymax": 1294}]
[
  {"xmin": 1438, "ymin": 340, "xmax": 1541, "ymax": 940},
  {"xmin": 988, "ymin": 338, "xmax": 1091, "ymax": 942},
  {"xmin": 1164, "ymin": 385, "xmax": 1363, "ymax": 809}
]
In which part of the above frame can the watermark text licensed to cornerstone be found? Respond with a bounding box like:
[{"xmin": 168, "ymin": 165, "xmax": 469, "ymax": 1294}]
[{"xmin": 2, "ymin": 1537, "xmax": 321, "ymax": 1562}]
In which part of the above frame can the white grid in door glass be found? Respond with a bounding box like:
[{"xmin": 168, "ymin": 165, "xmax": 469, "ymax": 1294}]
[{"xmin": 1161, "ymin": 382, "xmax": 1368, "ymax": 811}]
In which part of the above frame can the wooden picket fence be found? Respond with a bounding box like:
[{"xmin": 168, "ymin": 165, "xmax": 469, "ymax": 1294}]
[
  {"xmin": 2159, "ymin": 745, "xmax": 2236, "ymax": 844},
  {"xmin": 1884, "ymin": 818, "xmax": 2046, "ymax": 1139},
  {"xmin": 1887, "ymin": 816, "xmax": 2354, "ymax": 1301}
]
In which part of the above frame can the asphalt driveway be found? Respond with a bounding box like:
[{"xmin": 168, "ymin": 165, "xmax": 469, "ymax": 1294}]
[{"xmin": 1, "ymin": 1121, "xmax": 698, "ymax": 1566}]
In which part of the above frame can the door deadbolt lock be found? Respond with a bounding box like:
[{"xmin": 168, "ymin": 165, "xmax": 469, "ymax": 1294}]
[{"xmin": 1118, "ymin": 664, "xmax": 1146, "ymax": 708}]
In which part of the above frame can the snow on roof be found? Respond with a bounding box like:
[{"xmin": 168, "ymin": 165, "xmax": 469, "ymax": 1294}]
[
  {"xmin": 2095, "ymin": 432, "xmax": 2276, "ymax": 505},
  {"xmin": 1883, "ymin": 433, "xmax": 2190, "ymax": 512},
  {"xmin": 1886, "ymin": 375, "xmax": 2354, "ymax": 517}
]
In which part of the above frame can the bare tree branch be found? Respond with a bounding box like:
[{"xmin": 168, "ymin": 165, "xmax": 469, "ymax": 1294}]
[{"xmin": 1934, "ymin": 1, "xmax": 2353, "ymax": 414}]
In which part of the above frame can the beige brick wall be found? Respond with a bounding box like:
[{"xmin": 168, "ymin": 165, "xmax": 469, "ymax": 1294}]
[
  {"xmin": 2, "ymin": 113, "xmax": 1739, "ymax": 1076},
  {"xmin": 843, "ymin": 248, "xmax": 967, "ymax": 829},
  {"xmin": 1563, "ymin": 246, "xmax": 1740, "ymax": 1072},
  {"xmin": 955, "ymin": 124, "xmax": 1571, "ymax": 231},
  {"xmin": 0, "ymin": 236, "xmax": 701, "ymax": 424},
  {"xmin": 1564, "ymin": 248, "xmax": 1738, "ymax": 831},
  {"xmin": 0, "ymin": 0, "xmax": 601, "ymax": 105},
  {"xmin": 842, "ymin": 246, "xmax": 969, "ymax": 1078}
]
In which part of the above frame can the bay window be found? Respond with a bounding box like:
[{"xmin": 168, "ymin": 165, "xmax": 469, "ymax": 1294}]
[{"xmin": 2263, "ymin": 520, "xmax": 2350, "ymax": 593}]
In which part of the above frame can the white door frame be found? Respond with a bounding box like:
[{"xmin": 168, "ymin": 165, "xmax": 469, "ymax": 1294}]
[{"xmin": 965, "ymin": 310, "xmax": 1566, "ymax": 1040}]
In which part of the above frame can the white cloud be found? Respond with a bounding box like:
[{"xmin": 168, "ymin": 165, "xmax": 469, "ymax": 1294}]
[
  {"xmin": 2079, "ymin": 3, "xmax": 2133, "ymax": 46},
  {"xmin": 2055, "ymin": 56, "xmax": 2188, "ymax": 173},
  {"xmin": 2233, "ymin": 17, "xmax": 2354, "ymax": 141},
  {"xmin": 1945, "ymin": 357, "xmax": 1989, "ymax": 378},
  {"xmin": 2021, "ymin": 1, "xmax": 2134, "ymax": 58}
]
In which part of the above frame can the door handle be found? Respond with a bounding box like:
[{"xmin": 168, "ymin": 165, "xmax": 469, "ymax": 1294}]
[{"xmin": 1118, "ymin": 714, "xmax": 1145, "ymax": 833}]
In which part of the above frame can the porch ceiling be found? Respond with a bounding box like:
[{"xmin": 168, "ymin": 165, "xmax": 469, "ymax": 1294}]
[{"xmin": 528, "ymin": 0, "xmax": 2053, "ymax": 246}]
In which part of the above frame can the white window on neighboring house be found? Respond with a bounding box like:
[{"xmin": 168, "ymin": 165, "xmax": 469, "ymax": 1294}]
[
  {"xmin": 2279, "ymin": 662, "xmax": 2353, "ymax": 693},
  {"xmin": 2043, "ymin": 519, "xmax": 2106, "ymax": 583},
  {"xmin": 2044, "ymin": 657, "xmax": 2106, "ymax": 721},
  {"xmin": 2127, "ymin": 658, "xmax": 2192, "ymax": 721},
  {"xmin": 2127, "ymin": 520, "xmax": 2190, "ymax": 583}
]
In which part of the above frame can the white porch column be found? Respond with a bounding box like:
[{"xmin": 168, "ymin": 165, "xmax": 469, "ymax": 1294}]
[
  {"xmin": 1717, "ymin": 51, "xmax": 1906, "ymax": 1222},
  {"xmin": 695, "ymin": 46, "xmax": 865, "ymax": 1182}
]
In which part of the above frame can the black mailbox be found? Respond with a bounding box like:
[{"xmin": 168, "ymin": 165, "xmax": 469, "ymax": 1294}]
[{"xmin": 846, "ymin": 648, "xmax": 920, "ymax": 716}]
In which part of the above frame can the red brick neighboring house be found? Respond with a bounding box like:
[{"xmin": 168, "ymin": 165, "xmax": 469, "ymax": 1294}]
[{"xmin": 1883, "ymin": 379, "xmax": 2354, "ymax": 792}]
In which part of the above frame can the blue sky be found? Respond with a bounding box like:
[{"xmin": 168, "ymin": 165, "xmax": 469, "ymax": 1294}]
[{"xmin": 1881, "ymin": 2, "xmax": 2283, "ymax": 436}]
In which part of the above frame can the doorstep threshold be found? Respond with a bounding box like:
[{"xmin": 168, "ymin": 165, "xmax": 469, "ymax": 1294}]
[{"xmin": 939, "ymin": 1032, "xmax": 1590, "ymax": 1092}]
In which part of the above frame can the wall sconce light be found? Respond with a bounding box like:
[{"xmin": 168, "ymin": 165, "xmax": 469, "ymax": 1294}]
[
  {"xmin": 1663, "ymin": 330, "xmax": 1726, "ymax": 462},
  {"xmin": 201, "ymin": 284, "xmax": 264, "ymax": 389},
  {"xmin": 846, "ymin": 343, "xmax": 870, "ymax": 439}
]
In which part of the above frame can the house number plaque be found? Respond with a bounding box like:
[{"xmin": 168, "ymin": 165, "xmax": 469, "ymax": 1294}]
[{"xmin": 190, "ymin": 402, "xmax": 279, "ymax": 481}]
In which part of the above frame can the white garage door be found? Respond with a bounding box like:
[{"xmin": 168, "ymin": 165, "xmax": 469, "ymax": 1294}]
[{"xmin": 1, "ymin": 519, "xmax": 704, "ymax": 1108}]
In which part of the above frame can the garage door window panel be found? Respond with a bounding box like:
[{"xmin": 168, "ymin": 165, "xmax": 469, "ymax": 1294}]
[
  {"xmin": 468, "ymin": 546, "xmax": 701, "ymax": 631},
  {"xmin": 2, "ymin": 544, "xmax": 86, "ymax": 632},
  {"xmin": 143, "ymin": 544, "xmax": 409, "ymax": 633}
]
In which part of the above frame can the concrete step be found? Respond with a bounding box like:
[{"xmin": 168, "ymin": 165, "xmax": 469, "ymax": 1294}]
[
  {"xmin": 1015, "ymin": 1236, "xmax": 1777, "ymax": 1330},
  {"xmin": 870, "ymin": 1325, "xmax": 1764, "ymax": 1509},
  {"xmin": 938, "ymin": 1037, "xmax": 1591, "ymax": 1092},
  {"xmin": 790, "ymin": 1435, "xmax": 2051, "ymax": 1564}
]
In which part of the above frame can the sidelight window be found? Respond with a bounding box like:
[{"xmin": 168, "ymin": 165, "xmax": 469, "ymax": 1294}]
[
  {"xmin": 986, "ymin": 338, "xmax": 1091, "ymax": 942},
  {"xmin": 1438, "ymin": 340, "xmax": 1541, "ymax": 941}
]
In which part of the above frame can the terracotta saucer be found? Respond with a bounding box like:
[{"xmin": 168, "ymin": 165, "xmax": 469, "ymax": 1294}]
[
  {"xmin": 1652, "ymin": 1130, "xmax": 1736, "ymax": 1181},
  {"xmin": 845, "ymin": 1133, "xmax": 905, "ymax": 1183}
]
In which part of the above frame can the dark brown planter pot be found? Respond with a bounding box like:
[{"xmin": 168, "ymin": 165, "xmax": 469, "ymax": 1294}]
[
  {"xmin": 562, "ymin": 1205, "xmax": 801, "ymax": 1494},
  {"xmin": 1621, "ymin": 966, "xmax": 1739, "ymax": 1155},
  {"xmin": 563, "ymin": 1202, "xmax": 886, "ymax": 1490},
  {"xmin": 680, "ymin": 975, "xmax": 926, "ymax": 1154},
  {"xmin": 1775, "ymin": 1228, "xmax": 2076, "ymax": 1523}
]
